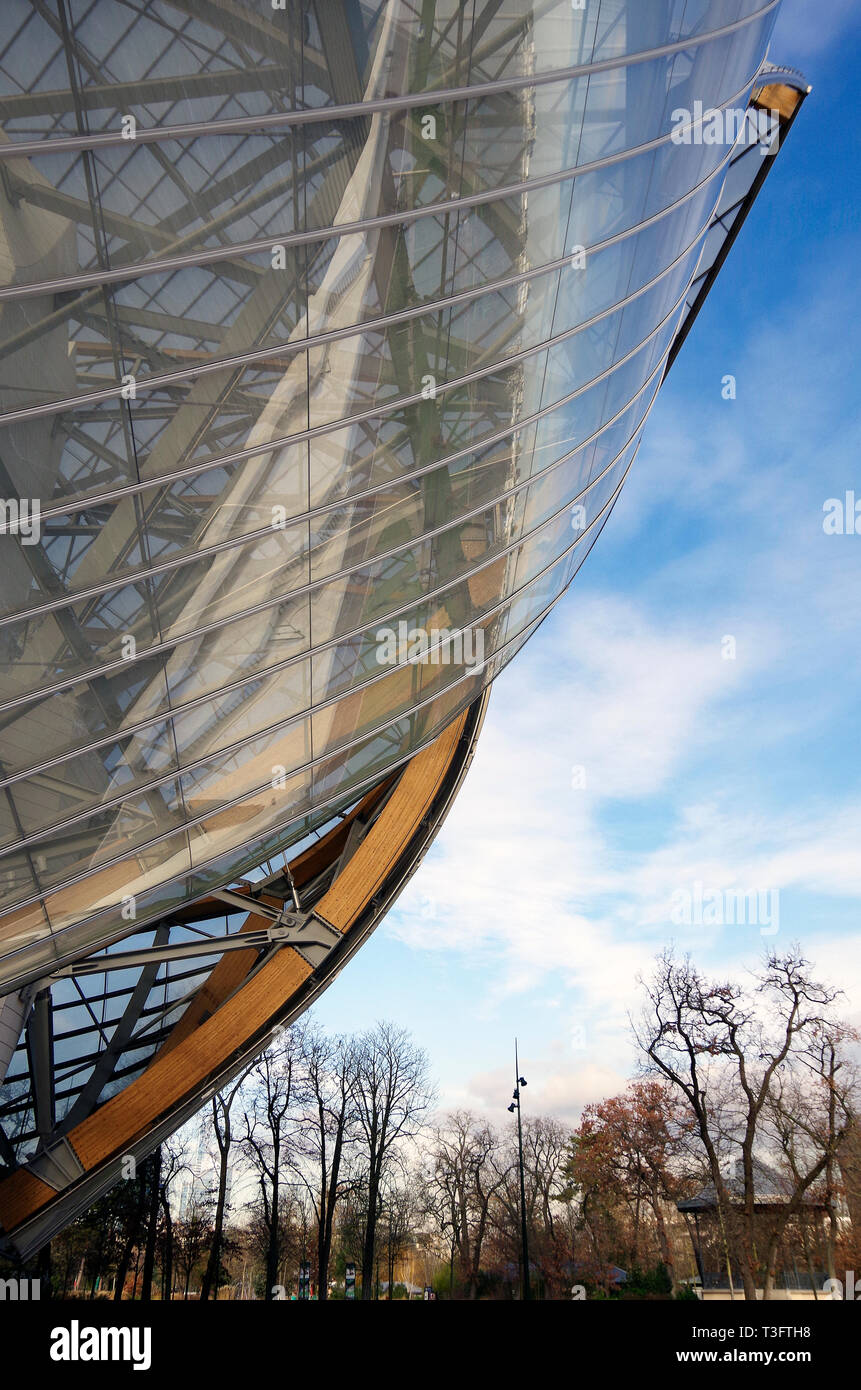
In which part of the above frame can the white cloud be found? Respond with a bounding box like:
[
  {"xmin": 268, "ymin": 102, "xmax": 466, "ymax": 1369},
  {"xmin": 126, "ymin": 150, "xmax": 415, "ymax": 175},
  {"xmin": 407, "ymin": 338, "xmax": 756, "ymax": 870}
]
[
  {"xmin": 446, "ymin": 1056, "xmax": 629, "ymax": 1127},
  {"xmin": 386, "ymin": 574, "xmax": 861, "ymax": 1082}
]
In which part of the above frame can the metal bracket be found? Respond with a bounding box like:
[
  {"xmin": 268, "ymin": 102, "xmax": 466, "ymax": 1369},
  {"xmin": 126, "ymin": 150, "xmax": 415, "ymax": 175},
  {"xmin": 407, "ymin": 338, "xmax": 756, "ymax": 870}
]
[
  {"xmin": 28, "ymin": 1136, "xmax": 85, "ymax": 1193},
  {"xmin": 265, "ymin": 912, "xmax": 342, "ymax": 968}
]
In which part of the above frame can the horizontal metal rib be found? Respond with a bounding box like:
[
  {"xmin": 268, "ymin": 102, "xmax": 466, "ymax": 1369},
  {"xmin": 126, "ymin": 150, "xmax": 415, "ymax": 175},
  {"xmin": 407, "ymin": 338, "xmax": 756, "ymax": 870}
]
[
  {"xmin": 0, "ymin": 284, "xmax": 682, "ymax": 720},
  {"xmin": 0, "ymin": 363, "xmax": 662, "ymax": 793},
  {"xmin": 0, "ymin": 221, "xmax": 707, "ymax": 617},
  {"xmin": 0, "ymin": 141, "xmax": 734, "ymax": 522},
  {"xmin": 0, "ymin": 67, "xmax": 763, "ymax": 316},
  {"xmin": 0, "ymin": 5, "xmax": 779, "ymax": 163},
  {"xmin": 0, "ymin": 456, "xmax": 635, "ymax": 941}
]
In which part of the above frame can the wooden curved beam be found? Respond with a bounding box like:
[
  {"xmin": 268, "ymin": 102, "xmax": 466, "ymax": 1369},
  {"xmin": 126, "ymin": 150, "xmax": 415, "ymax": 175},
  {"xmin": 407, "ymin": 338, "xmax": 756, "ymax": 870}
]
[
  {"xmin": 0, "ymin": 699, "xmax": 483, "ymax": 1252},
  {"xmin": 157, "ymin": 771, "xmax": 398, "ymax": 1056}
]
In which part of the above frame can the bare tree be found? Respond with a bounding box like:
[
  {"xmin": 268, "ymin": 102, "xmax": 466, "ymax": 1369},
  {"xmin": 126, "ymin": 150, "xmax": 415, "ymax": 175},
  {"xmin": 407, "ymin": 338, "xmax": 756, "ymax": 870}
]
[
  {"xmin": 241, "ymin": 1030, "xmax": 301, "ymax": 1299},
  {"xmin": 486, "ymin": 1115, "xmax": 569, "ymax": 1295},
  {"xmin": 351, "ymin": 1021, "xmax": 435, "ymax": 1299},
  {"xmin": 139, "ymin": 1146, "xmax": 162, "ymax": 1301},
  {"xmin": 380, "ymin": 1170, "xmax": 420, "ymax": 1296},
  {"xmin": 245, "ymin": 1188, "xmax": 304, "ymax": 1295},
  {"xmin": 634, "ymin": 946, "xmax": 846, "ymax": 1300},
  {"xmin": 762, "ymin": 1022, "xmax": 859, "ymax": 1295},
  {"xmin": 426, "ymin": 1111, "xmax": 504, "ymax": 1298},
  {"xmin": 523, "ymin": 1116, "xmax": 569, "ymax": 1237},
  {"xmin": 290, "ymin": 1027, "xmax": 358, "ymax": 1300},
  {"xmin": 200, "ymin": 1063, "xmax": 254, "ymax": 1301},
  {"xmin": 157, "ymin": 1132, "xmax": 190, "ymax": 1301},
  {"xmin": 175, "ymin": 1197, "xmax": 213, "ymax": 1299},
  {"xmin": 111, "ymin": 1164, "xmax": 149, "ymax": 1301}
]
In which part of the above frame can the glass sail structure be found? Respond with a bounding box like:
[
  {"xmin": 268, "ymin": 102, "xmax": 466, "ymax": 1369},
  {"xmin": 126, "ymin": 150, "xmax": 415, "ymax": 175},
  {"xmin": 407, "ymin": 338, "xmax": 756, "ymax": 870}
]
[{"xmin": 0, "ymin": 1, "xmax": 806, "ymax": 1254}]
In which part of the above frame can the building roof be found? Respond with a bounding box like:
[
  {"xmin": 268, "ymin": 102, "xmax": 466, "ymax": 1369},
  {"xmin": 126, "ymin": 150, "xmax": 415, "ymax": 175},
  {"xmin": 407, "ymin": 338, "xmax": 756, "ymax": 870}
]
[{"xmin": 678, "ymin": 1156, "xmax": 827, "ymax": 1212}]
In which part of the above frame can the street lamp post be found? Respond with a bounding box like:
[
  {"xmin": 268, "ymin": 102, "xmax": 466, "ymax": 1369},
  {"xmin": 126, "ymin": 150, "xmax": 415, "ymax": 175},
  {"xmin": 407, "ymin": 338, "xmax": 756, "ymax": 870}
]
[
  {"xmin": 506, "ymin": 1038, "xmax": 530, "ymax": 1301},
  {"xmin": 440, "ymin": 1217, "xmax": 456, "ymax": 1299}
]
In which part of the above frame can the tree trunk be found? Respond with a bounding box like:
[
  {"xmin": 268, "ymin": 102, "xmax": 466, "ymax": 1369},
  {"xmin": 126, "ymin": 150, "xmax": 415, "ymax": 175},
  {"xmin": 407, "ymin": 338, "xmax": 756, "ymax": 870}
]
[
  {"xmin": 201, "ymin": 1140, "xmax": 229, "ymax": 1301},
  {"xmin": 800, "ymin": 1220, "xmax": 818, "ymax": 1300},
  {"xmin": 114, "ymin": 1177, "xmax": 147, "ymax": 1301},
  {"xmin": 160, "ymin": 1192, "xmax": 173, "ymax": 1301},
  {"xmin": 822, "ymin": 1208, "xmax": 837, "ymax": 1283},
  {"xmin": 317, "ymin": 1201, "xmax": 328, "ymax": 1303},
  {"xmin": 360, "ymin": 1177, "xmax": 379, "ymax": 1301},
  {"xmin": 318, "ymin": 1124, "xmax": 345, "ymax": 1301},
  {"xmin": 653, "ymin": 1198, "xmax": 675, "ymax": 1291},
  {"xmin": 265, "ymin": 1168, "xmax": 280, "ymax": 1300},
  {"xmin": 140, "ymin": 1148, "xmax": 161, "ymax": 1301},
  {"xmin": 114, "ymin": 1234, "xmax": 134, "ymax": 1301},
  {"xmin": 762, "ymin": 1220, "xmax": 787, "ymax": 1300}
]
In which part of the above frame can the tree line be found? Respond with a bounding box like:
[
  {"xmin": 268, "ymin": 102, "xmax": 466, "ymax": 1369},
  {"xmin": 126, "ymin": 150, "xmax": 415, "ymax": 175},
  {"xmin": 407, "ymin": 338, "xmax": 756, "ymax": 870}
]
[{"xmin": 8, "ymin": 948, "xmax": 859, "ymax": 1300}]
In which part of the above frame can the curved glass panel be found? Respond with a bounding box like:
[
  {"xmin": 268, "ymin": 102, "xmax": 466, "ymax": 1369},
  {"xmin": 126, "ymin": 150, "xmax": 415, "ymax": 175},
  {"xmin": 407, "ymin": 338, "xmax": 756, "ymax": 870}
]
[{"xmin": 0, "ymin": 0, "xmax": 781, "ymax": 989}]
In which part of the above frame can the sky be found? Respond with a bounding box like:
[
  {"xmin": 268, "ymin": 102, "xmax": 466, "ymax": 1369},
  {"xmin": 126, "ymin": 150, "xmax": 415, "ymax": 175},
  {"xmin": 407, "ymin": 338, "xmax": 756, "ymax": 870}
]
[{"xmin": 311, "ymin": 0, "xmax": 861, "ymax": 1128}]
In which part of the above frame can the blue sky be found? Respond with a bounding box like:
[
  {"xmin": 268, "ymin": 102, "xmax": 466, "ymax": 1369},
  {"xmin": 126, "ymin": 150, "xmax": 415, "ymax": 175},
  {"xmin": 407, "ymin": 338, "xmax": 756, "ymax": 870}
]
[{"xmin": 312, "ymin": 1, "xmax": 861, "ymax": 1123}]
